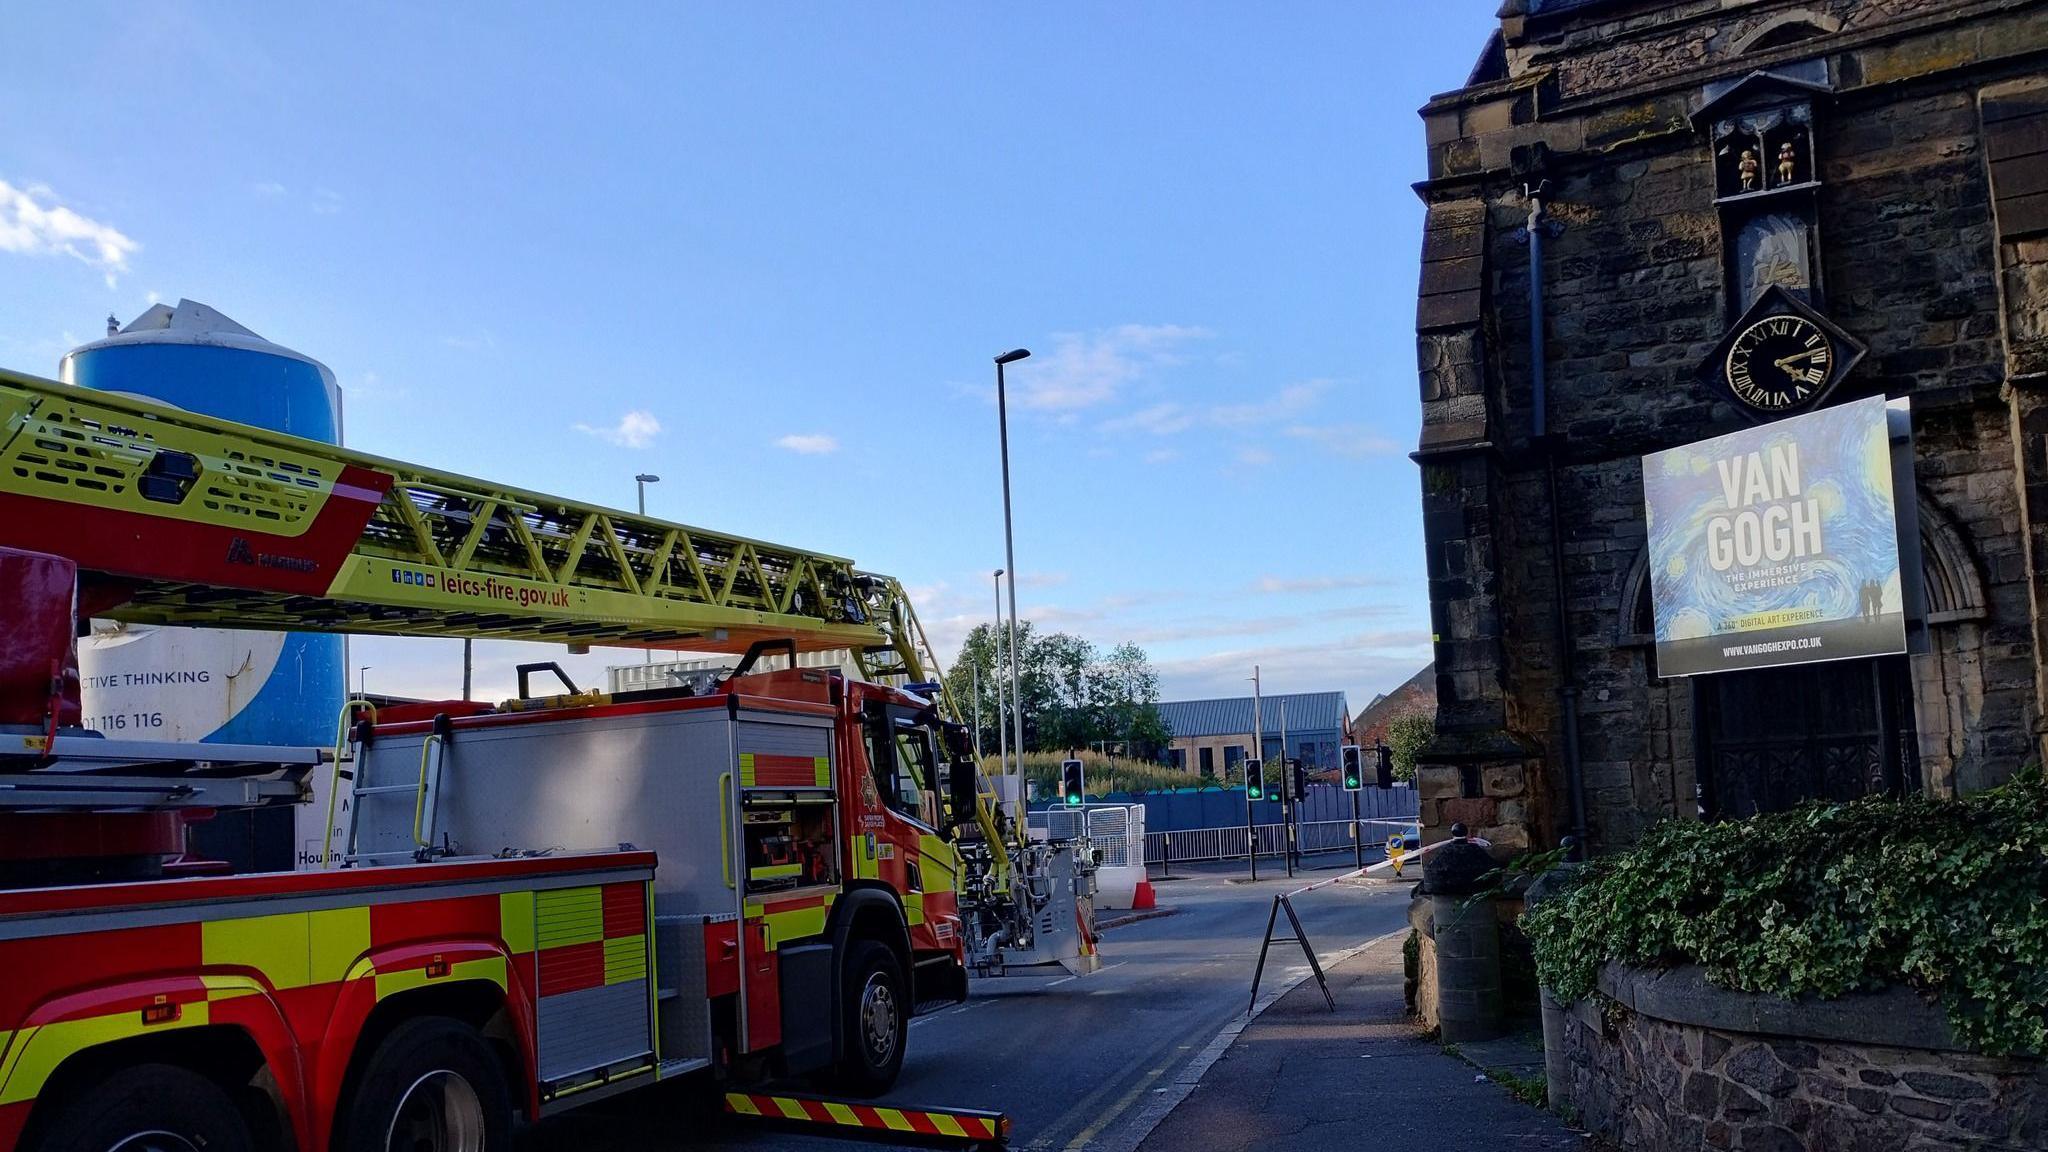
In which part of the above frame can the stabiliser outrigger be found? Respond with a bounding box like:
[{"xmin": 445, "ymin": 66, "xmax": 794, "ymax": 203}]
[{"xmin": 0, "ymin": 365, "xmax": 1096, "ymax": 1152}]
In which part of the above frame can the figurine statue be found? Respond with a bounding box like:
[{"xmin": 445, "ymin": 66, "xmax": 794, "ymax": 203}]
[
  {"xmin": 1738, "ymin": 149, "xmax": 1760, "ymax": 192},
  {"xmin": 1776, "ymin": 141, "xmax": 1797, "ymax": 185}
]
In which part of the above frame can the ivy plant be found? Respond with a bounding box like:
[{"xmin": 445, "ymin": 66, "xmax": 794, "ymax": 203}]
[{"xmin": 1520, "ymin": 766, "xmax": 2048, "ymax": 1056}]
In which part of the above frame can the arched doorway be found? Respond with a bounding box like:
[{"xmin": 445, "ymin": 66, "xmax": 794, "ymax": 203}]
[{"xmin": 1620, "ymin": 491, "xmax": 1989, "ymax": 816}]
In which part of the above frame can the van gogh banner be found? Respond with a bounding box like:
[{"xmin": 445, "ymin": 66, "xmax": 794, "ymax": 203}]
[{"xmin": 1643, "ymin": 395, "xmax": 1907, "ymax": 677}]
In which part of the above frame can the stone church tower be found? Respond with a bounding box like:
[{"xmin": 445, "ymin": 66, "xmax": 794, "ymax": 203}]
[{"xmin": 1410, "ymin": 0, "xmax": 2048, "ymax": 852}]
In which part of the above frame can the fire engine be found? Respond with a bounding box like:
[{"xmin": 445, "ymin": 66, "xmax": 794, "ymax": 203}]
[{"xmin": 0, "ymin": 367, "xmax": 1096, "ymax": 1152}]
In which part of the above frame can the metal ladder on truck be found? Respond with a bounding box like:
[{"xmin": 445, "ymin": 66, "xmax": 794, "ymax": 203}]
[{"xmin": 0, "ymin": 366, "xmax": 943, "ymax": 683}]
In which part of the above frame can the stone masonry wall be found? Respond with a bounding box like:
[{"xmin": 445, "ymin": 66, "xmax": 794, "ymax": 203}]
[
  {"xmin": 1413, "ymin": 0, "xmax": 2048, "ymax": 851},
  {"xmin": 1557, "ymin": 968, "xmax": 2048, "ymax": 1149}
]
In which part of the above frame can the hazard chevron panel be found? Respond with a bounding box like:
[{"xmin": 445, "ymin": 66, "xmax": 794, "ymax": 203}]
[{"xmin": 725, "ymin": 1091, "xmax": 1009, "ymax": 1147}]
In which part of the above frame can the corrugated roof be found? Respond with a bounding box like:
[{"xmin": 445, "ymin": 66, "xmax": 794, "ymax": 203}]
[{"xmin": 1156, "ymin": 691, "xmax": 1349, "ymax": 740}]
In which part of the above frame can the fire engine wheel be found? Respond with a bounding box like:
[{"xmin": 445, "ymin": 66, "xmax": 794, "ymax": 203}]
[
  {"xmin": 339, "ymin": 1017, "xmax": 511, "ymax": 1152},
  {"xmin": 29, "ymin": 1063, "xmax": 253, "ymax": 1152},
  {"xmin": 832, "ymin": 939, "xmax": 907, "ymax": 1096}
]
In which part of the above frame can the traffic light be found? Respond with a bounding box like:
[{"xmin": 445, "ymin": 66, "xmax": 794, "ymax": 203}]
[
  {"xmin": 1290, "ymin": 759, "xmax": 1307, "ymax": 802},
  {"xmin": 1061, "ymin": 758, "xmax": 1085, "ymax": 806},
  {"xmin": 1244, "ymin": 757, "xmax": 1264, "ymax": 800},
  {"xmin": 1375, "ymin": 743, "xmax": 1395, "ymax": 789},
  {"xmin": 1341, "ymin": 744, "xmax": 1363, "ymax": 791}
]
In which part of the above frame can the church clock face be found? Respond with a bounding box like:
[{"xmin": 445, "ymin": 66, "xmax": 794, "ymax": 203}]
[{"xmin": 1725, "ymin": 314, "xmax": 1833, "ymax": 412}]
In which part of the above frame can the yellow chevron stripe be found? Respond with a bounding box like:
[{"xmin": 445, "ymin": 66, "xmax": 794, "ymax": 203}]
[
  {"xmin": 823, "ymin": 1101, "xmax": 860, "ymax": 1126},
  {"xmin": 725, "ymin": 1093, "xmax": 762, "ymax": 1117},
  {"xmin": 775, "ymin": 1097, "xmax": 810, "ymax": 1121},
  {"xmin": 873, "ymin": 1108, "xmax": 914, "ymax": 1132}
]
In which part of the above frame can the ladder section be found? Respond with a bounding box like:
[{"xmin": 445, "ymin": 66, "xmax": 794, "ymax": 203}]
[{"xmin": 0, "ymin": 367, "xmax": 907, "ymax": 654}]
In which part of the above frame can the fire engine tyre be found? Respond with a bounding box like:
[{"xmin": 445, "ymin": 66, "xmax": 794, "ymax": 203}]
[
  {"xmin": 338, "ymin": 1017, "xmax": 511, "ymax": 1152},
  {"xmin": 28, "ymin": 1063, "xmax": 254, "ymax": 1152},
  {"xmin": 832, "ymin": 940, "xmax": 907, "ymax": 1096}
]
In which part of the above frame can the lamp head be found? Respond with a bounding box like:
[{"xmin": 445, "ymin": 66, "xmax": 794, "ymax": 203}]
[{"xmin": 994, "ymin": 348, "xmax": 1031, "ymax": 365}]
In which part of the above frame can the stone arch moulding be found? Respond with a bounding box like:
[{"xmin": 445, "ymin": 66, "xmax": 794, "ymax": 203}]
[
  {"xmin": 1917, "ymin": 491, "xmax": 1987, "ymax": 625},
  {"xmin": 1732, "ymin": 10, "xmax": 1844, "ymax": 56},
  {"xmin": 1617, "ymin": 545, "xmax": 1654, "ymax": 648},
  {"xmin": 1612, "ymin": 489, "xmax": 1985, "ymax": 647}
]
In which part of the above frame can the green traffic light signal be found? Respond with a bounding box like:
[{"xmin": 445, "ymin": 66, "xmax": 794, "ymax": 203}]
[
  {"xmin": 1065, "ymin": 791, "xmax": 1083, "ymax": 806},
  {"xmin": 1245, "ymin": 757, "xmax": 1263, "ymax": 800}
]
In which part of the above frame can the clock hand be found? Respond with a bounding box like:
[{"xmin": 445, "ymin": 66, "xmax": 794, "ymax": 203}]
[{"xmin": 1771, "ymin": 349, "xmax": 1824, "ymax": 369}]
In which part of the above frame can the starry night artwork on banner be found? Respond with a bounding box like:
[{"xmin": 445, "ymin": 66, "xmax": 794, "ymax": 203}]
[{"xmin": 1642, "ymin": 395, "xmax": 1908, "ymax": 677}]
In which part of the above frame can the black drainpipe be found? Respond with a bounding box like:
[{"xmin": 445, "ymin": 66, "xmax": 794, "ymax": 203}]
[{"xmin": 1523, "ymin": 177, "xmax": 1591, "ymax": 859}]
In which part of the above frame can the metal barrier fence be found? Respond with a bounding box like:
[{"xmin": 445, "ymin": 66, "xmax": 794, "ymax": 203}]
[
  {"xmin": 1144, "ymin": 818, "xmax": 1418, "ymax": 865},
  {"xmin": 1029, "ymin": 804, "xmax": 1147, "ymax": 868}
]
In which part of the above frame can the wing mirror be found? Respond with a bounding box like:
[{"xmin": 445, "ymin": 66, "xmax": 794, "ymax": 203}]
[{"xmin": 948, "ymin": 758, "xmax": 979, "ymax": 831}]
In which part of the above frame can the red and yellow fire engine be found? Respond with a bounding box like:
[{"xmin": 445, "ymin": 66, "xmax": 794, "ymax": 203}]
[{"xmin": 0, "ymin": 368, "xmax": 1093, "ymax": 1152}]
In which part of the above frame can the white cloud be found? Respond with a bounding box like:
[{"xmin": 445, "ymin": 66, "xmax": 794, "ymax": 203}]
[
  {"xmin": 1143, "ymin": 448, "xmax": 1180, "ymax": 464},
  {"xmin": 1100, "ymin": 379, "xmax": 1336, "ymax": 444},
  {"xmin": 253, "ymin": 181, "xmax": 287, "ymax": 198},
  {"xmin": 349, "ymin": 370, "xmax": 412, "ymax": 403},
  {"xmin": 1100, "ymin": 402, "xmax": 1195, "ymax": 437},
  {"xmin": 774, "ymin": 433, "xmax": 839, "ymax": 455},
  {"xmin": 574, "ymin": 410, "xmax": 662, "ymax": 449},
  {"xmin": 0, "ymin": 179, "xmax": 138, "ymax": 287},
  {"xmin": 143, "ymin": 289, "xmax": 160, "ymax": 305},
  {"xmin": 1152, "ymin": 630, "xmax": 1435, "ymax": 707},
  {"xmin": 1235, "ymin": 446, "xmax": 1273, "ymax": 467},
  {"xmin": 311, "ymin": 188, "xmax": 343, "ymax": 215},
  {"xmin": 1016, "ymin": 571, "xmax": 1068, "ymax": 589},
  {"xmin": 1284, "ymin": 422, "xmax": 1402, "ymax": 458},
  {"xmin": 443, "ymin": 330, "xmax": 498, "ymax": 353},
  {"xmin": 1208, "ymin": 380, "xmax": 1330, "ymax": 428},
  {"xmin": 1252, "ymin": 574, "xmax": 1396, "ymax": 594},
  {"xmin": 1013, "ymin": 323, "xmax": 1209, "ymax": 412}
]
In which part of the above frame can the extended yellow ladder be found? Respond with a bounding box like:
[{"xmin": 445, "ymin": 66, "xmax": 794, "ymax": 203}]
[{"xmin": 0, "ymin": 366, "xmax": 941, "ymax": 688}]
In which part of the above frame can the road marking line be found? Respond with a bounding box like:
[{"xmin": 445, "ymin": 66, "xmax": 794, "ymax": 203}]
[
  {"xmin": 1093, "ymin": 924, "xmax": 1412, "ymax": 1152},
  {"xmin": 1060, "ymin": 1062, "xmax": 1175, "ymax": 1152}
]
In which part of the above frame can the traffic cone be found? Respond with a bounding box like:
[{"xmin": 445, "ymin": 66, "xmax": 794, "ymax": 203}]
[{"xmin": 1131, "ymin": 878, "xmax": 1156, "ymax": 910}]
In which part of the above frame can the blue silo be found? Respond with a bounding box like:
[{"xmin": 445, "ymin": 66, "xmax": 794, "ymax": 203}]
[{"xmin": 61, "ymin": 300, "xmax": 348, "ymax": 868}]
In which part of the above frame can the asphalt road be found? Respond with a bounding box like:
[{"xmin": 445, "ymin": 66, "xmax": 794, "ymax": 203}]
[{"xmin": 520, "ymin": 855, "xmax": 1413, "ymax": 1152}]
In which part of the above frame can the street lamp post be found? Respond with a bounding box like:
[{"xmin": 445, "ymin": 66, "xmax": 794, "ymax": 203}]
[
  {"xmin": 358, "ymin": 665, "xmax": 372, "ymax": 699},
  {"xmin": 993, "ymin": 569, "xmax": 1009, "ymax": 810},
  {"xmin": 994, "ymin": 348, "xmax": 1031, "ymax": 818},
  {"xmin": 635, "ymin": 474, "xmax": 660, "ymax": 667}
]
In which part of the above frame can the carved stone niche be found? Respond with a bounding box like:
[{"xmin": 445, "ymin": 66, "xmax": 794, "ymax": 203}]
[
  {"xmin": 1695, "ymin": 64, "xmax": 1831, "ymax": 202},
  {"xmin": 1692, "ymin": 63, "xmax": 1834, "ymax": 315}
]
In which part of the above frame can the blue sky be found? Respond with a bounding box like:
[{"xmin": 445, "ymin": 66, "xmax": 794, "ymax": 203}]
[{"xmin": 1, "ymin": 2, "xmax": 1499, "ymax": 711}]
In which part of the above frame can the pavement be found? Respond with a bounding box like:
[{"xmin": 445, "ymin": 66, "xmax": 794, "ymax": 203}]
[
  {"xmin": 1137, "ymin": 930, "xmax": 1590, "ymax": 1152},
  {"xmin": 520, "ymin": 856, "xmax": 1413, "ymax": 1152}
]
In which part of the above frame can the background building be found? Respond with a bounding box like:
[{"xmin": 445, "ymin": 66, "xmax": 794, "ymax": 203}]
[
  {"xmin": 1157, "ymin": 691, "xmax": 1349, "ymax": 779},
  {"xmin": 1347, "ymin": 663, "xmax": 1436, "ymax": 748},
  {"xmin": 1412, "ymin": 0, "xmax": 2048, "ymax": 851}
]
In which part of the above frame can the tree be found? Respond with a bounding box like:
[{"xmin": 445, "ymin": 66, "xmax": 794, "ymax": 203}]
[
  {"xmin": 1384, "ymin": 710, "xmax": 1433, "ymax": 784},
  {"xmin": 942, "ymin": 624, "xmax": 1167, "ymax": 757}
]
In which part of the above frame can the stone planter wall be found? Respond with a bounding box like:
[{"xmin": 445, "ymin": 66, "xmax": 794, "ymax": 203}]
[
  {"xmin": 1555, "ymin": 964, "xmax": 2048, "ymax": 1150},
  {"xmin": 1408, "ymin": 898, "xmax": 1439, "ymax": 1029}
]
